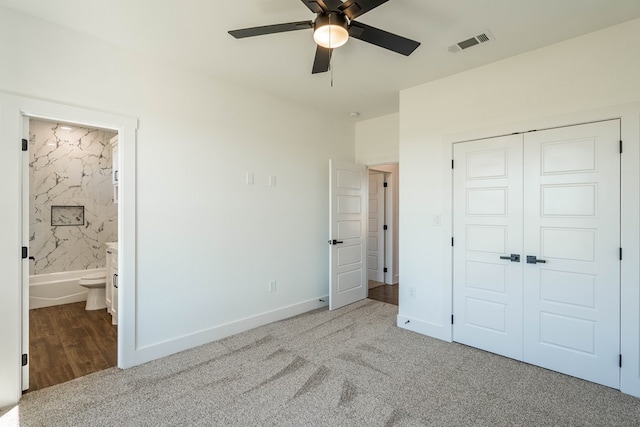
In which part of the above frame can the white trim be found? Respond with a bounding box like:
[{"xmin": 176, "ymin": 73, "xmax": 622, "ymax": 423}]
[
  {"xmin": 130, "ymin": 296, "xmax": 329, "ymax": 365},
  {"xmin": 0, "ymin": 91, "xmax": 137, "ymax": 406},
  {"xmin": 438, "ymin": 102, "xmax": 640, "ymax": 397},
  {"xmin": 620, "ymin": 111, "xmax": 640, "ymax": 398},
  {"xmin": 368, "ymin": 163, "xmax": 399, "ymax": 286},
  {"xmin": 383, "ymin": 173, "xmax": 394, "ymax": 285},
  {"xmin": 0, "ymin": 94, "xmax": 24, "ymax": 406}
]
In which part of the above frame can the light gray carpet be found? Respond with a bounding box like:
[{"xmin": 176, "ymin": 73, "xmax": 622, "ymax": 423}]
[{"xmin": 2, "ymin": 299, "xmax": 640, "ymax": 426}]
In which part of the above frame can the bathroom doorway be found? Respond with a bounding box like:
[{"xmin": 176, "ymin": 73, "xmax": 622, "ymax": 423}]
[
  {"xmin": 25, "ymin": 119, "xmax": 119, "ymax": 392},
  {"xmin": 4, "ymin": 93, "xmax": 137, "ymax": 399}
]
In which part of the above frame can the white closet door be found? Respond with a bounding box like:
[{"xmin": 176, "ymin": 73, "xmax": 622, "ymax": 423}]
[
  {"xmin": 523, "ymin": 120, "xmax": 620, "ymax": 388},
  {"xmin": 453, "ymin": 134, "xmax": 524, "ymax": 360},
  {"xmin": 367, "ymin": 172, "xmax": 385, "ymax": 282}
]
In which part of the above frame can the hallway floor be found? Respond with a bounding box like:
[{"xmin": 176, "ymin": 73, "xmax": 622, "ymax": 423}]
[
  {"xmin": 27, "ymin": 301, "xmax": 117, "ymax": 392},
  {"xmin": 368, "ymin": 280, "xmax": 398, "ymax": 306}
]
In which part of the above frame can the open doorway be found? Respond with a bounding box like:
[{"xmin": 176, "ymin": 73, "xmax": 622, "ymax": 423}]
[
  {"xmin": 367, "ymin": 163, "xmax": 399, "ymax": 305},
  {"xmin": 24, "ymin": 118, "xmax": 119, "ymax": 392}
]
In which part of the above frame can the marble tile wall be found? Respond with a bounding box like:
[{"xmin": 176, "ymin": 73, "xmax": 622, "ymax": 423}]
[{"xmin": 29, "ymin": 120, "xmax": 117, "ymax": 275}]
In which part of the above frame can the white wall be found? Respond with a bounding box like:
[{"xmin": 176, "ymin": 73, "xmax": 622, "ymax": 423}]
[
  {"xmin": 0, "ymin": 6, "xmax": 354, "ymax": 408},
  {"xmin": 397, "ymin": 18, "xmax": 640, "ymax": 397},
  {"xmin": 355, "ymin": 113, "xmax": 399, "ymax": 164}
]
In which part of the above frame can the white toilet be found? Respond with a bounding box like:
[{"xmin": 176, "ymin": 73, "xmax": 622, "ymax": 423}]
[{"xmin": 79, "ymin": 273, "xmax": 107, "ymax": 311}]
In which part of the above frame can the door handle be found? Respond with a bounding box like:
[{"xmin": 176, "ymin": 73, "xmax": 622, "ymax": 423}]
[
  {"xmin": 328, "ymin": 240, "xmax": 344, "ymax": 245},
  {"xmin": 526, "ymin": 255, "xmax": 546, "ymax": 264},
  {"xmin": 113, "ymin": 274, "xmax": 118, "ymax": 288},
  {"xmin": 499, "ymin": 254, "xmax": 520, "ymax": 262}
]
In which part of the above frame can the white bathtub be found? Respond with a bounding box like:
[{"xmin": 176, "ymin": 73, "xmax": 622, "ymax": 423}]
[{"xmin": 29, "ymin": 268, "xmax": 106, "ymax": 309}]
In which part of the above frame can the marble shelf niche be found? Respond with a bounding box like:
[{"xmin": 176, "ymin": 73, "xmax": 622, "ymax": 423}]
[{"xmin": 29, "ymin": 120, "xmax": 118, "ymax": 276}]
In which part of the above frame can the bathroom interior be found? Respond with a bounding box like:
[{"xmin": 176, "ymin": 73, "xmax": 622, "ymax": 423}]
[{"xmin": 27, "ymin": 119, "xmax": 119, "ymax": 392}]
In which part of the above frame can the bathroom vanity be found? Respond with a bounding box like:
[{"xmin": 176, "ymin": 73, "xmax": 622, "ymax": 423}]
[{"xmin": 105, "ymin": 242, "xmax": 118, "ymax": 325}]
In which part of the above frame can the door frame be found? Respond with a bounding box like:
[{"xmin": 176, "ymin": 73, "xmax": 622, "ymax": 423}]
[
  {"xmin": 369, "ymin": 164, "xmax": 399, "ymax": 285},
  {"xmin": 0, "ymin": 92, "xmax": 137, "ymax": 403},
  {"xmin": 367, "ymin": 171, "xmax": 385, "ymax": 283},
  {"xmin": 442, "ymin": 104, "xmax": 640, "ymax": 396}
]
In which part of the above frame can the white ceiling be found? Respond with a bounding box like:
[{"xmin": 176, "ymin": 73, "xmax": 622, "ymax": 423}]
[{"xmin": 3, "ymin": 0, "xmax": 640, "ymax": 120}]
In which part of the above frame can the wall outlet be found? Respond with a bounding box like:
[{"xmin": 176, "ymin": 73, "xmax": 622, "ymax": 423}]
[
  {"xmin": 269, "ymin": 280, "xmax": 276, "ymax": 293},
  {"xmin": 409, "ymin": 287, "xmax": 416, "ymax": 299},
  {"xmin": 246, "ymin": 172, "xmax": 254, "ymax": 185},
  {"xmin": 269, "ymin": 175, "xmax": 276, "ymax": 187},
  {"xmin": 433, "ymin": 215, "xmax": 441, "ymax": 227}
]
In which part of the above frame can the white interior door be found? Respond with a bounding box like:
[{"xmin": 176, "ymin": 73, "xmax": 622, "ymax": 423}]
[
  {"xmin": 453, "ymin": 134, "xmax": 524, "ymax": 360},
  {"xmin": 329, "ymin": 160, "xmax": 367, "ymax": 310},
  {"xmin": 21, "ymin": 116, "xmax": 29, "ymax": 391},
  {"xmin": 367, "ymin": 172, "xmax": 385, "ymax": 282},
  {"xmin": 523, "ymin": 120, "xmax": 620, "ymax": 388}
]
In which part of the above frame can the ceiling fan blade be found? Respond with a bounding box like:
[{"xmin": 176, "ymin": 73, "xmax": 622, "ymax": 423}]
[
  {"xmin": 312, "ymin": 46, "xmax": 332, "ymax": 74},
  {"xmin": 339, "ymin": 0, "xmax": 389, "ymax": 20},
  {"xmin": 323, "ymin": 0, "xmax": 347, "ymax": 11},
  {"xmin": 229, "ymin": 21, "xmax": 313, "ymax": 39},
  {"xmin": 300, "ymin": 0, "xmax": 327, "ymax": 13},
  {"xmin": 349, "ymin": 21, "xmax": 420, "ymax": 56}
]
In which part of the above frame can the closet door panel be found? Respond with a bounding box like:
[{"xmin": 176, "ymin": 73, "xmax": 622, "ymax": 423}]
[
  {"xmin": 453, "ymin": 134, "xmax": 524, "ymax": 360},
  {"xmin": 523, "ymin": 120, "xmax": 620, "ymax": 388}
]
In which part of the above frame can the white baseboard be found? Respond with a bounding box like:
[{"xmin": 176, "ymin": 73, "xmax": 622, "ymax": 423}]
[
  {"xmin": 396, "ymin": 314, "xmax": 452, "ymax": 342},
  {"xmin": 129, "ymin": 296, "xmax": 329, "ymax": 367}
]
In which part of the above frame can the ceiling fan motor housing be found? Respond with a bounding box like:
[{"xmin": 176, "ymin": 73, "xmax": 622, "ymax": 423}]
[{"xmin": 314, "ymin": 12, "xmax": 349, "ymax": 31}]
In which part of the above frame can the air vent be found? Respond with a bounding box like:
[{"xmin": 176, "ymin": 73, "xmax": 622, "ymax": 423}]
[{"xmin": 448, "ymin": 30, "xmax": 495, "ymax": 53}]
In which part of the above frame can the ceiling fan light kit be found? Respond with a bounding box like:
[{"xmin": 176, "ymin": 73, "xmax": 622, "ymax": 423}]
[
  {"xmin": 313, "ymin": 13, "xmax": 349, "ymax": 48},
  {"xmin": 228, "ymin": 0, "xmax": 421, "ymax": 75}
]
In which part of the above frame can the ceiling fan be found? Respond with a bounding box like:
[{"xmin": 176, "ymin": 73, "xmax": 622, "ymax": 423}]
[{"xmin": 228, "ymin": 0, "xmax": 421, "ymax": 74}]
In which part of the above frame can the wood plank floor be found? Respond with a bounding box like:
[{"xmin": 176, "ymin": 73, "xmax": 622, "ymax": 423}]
[
  {"xmin": 368, "ymin": 280, "xmax": 399, "ymax": 306},
  {"xmin": 27, "ymin": 302, "xmax": 117, "ymax": 393}
]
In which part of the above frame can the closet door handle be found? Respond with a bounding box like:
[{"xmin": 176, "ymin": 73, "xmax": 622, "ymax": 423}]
[
  {"xmin": 499, "ymin": 254, "xmax": 520, "ymax": 262},
  {"xmin": 113, "ymin": 273, "xmax": 118, "ymax": 288},
  {"xmin": 526, "ymin": 255, "xmax": 546, "ymax": 264}
]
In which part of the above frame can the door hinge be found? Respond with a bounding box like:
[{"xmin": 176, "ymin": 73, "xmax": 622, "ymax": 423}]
[
  {"xmin": 21, "ymin": 246, "xmax": 28, "ymax": 259},
  {"xmin": 451, "ymin": 237, "xmax": 454, "ymax": 247},
  {"xmin": 451, "ymin": 315, "xmax": 454, "ymax": 325},
  {"xmin": 620, "ymin": 140, "xmax": 623, "ymax": 154},
  {"xmin": 619, "ymin": 247, "xmax": 623, "ymax": 261},
  {"xmin": 21, "ymin": 138, "xmax": 28, "ymax": 151},
  {"xmin": 451, "ymin": 159, "xmax": 454, "ymax": 169},
  {"xmin": 383, "ymin": 225, "xmax": 388, "ymax": 231},
  {"xmin": 619, "ymin": 354, "xmax": 623, "ymax": 368},
  {"xmin": 22, "ymin": 353, "xmax": 28, "ymax": 366},
  {"xmin": 384, "ymin": 268, "xmax": 388, "ymax": 273},
  {"xmin": 383, "ymin": 182, "xmax": 388, "ymax": 188}
]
